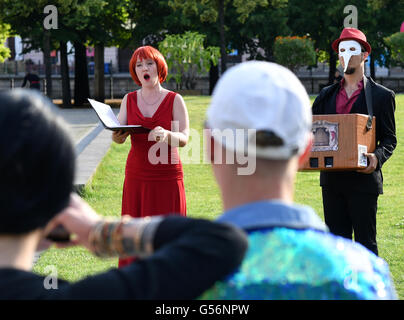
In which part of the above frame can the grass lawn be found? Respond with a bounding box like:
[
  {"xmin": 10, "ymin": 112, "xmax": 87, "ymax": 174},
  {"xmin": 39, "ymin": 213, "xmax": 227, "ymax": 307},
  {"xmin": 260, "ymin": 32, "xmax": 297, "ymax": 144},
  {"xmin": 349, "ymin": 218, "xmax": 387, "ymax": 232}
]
[{"xmin": 34, "ymin": 94, "xmax": 404, "ymax": 299}]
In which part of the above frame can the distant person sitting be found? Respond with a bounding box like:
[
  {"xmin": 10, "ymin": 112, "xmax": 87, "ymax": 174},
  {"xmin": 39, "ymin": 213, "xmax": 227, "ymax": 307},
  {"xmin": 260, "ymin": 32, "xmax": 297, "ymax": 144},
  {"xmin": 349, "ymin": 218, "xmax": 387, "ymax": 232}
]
[
  {"xmin": 0, "ymin": 89, "xmax": 247, "ymax": 300},
  {"xmin": 22, "ymin": 67, "xmax": 40, "ymax": 90},
  {"xmin": 199, "ymin": 61, "xmax": 397, "ymax": 300}
]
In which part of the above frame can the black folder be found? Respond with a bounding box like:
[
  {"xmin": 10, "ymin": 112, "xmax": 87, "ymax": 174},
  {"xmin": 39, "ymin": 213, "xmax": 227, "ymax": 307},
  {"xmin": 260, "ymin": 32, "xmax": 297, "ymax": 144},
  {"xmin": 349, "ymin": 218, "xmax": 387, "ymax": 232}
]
[{"xmin": 88, "ymin": 98, "xmax": 150, "ymax": 133}]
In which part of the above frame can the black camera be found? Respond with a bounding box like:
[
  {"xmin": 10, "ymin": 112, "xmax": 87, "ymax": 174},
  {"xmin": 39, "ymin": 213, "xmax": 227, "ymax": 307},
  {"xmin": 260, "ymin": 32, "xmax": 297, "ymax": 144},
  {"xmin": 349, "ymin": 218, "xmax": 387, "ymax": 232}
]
[{"xmin": 45, "ymin": 225, "xmax": 71, "ymax": 243}]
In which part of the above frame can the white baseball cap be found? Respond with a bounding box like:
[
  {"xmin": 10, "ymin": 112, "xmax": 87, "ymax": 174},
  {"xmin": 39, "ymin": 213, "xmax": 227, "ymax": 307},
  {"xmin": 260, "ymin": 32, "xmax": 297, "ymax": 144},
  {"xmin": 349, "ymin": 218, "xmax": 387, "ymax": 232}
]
[{"xmin": 206, "ymin": 61, "xmax": 312, "ymax": 160}]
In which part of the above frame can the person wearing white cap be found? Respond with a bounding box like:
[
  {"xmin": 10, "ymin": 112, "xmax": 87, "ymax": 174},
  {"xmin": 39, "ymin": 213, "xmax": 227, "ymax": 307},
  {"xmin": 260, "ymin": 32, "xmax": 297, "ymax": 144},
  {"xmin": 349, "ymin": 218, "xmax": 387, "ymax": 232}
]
[
  {"xmin": 312, "ymin": 28, "xmax": 397, "ymax": 256},
  {"xmin": 199, "ymin": 61, "xmax": 397, "ymax": 300}
]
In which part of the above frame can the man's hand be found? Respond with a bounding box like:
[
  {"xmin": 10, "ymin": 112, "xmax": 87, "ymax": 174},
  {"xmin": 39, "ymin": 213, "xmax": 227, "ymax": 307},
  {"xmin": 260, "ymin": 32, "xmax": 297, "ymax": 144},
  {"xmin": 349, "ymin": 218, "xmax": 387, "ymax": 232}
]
[{"xmin": 360, "ymin": 152, "xmax": 378, "ymax": 174}]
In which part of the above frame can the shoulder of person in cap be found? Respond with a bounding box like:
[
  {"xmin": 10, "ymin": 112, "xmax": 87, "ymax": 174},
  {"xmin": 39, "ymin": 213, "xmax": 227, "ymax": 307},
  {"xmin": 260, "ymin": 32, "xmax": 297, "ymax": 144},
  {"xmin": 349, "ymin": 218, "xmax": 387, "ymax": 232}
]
[{"xmin": 368, "ymin": 77, "xmax": 395, "ymax": 97}]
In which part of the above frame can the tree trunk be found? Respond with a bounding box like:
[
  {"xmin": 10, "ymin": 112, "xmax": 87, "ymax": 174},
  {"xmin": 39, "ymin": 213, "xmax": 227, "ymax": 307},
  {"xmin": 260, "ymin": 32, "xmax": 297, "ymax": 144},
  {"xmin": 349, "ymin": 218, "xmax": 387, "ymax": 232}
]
[
  {"xmin": 370, "ymin": 55, "xmax": 376, "ymax": 80},
  {"xmin": 94, "ymin": 44, "xmax": 105, "ymax": 102},
  {"xmin": 328, "ymin": 45, "xmax": 336, "ymax": 85},
  {"xmin": 60, "ymin": 41, "xmax": 71, "ymax": 107},
  {"xmin": 7, "ymin": 37, "xmax": 15, "ymax": 60},
  {"xmin": 74, "ymin": 42, "xmax": 90, "ymax": 106},
  {"xmin": 43, "ymin": 31, "xmax": 52, "ymax": 98},
  {"xmin": 218, "ymin": 0, "xmax": 227, "ymax": 75},
  {"xmin": 209, "ymin": 62, "xmax": 219, "ymax": 94}
]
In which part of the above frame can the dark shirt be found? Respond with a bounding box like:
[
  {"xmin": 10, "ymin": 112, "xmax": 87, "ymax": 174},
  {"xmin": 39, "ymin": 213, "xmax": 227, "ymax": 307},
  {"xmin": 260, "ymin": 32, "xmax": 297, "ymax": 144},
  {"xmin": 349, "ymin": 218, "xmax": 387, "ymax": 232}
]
[
  {"xmin": 0, "ymin": 216, "xmax": 247, "ymax": 300},
  {"xmin": 22, "ymin": 73, "xmax": 40, "ymax": 90}
]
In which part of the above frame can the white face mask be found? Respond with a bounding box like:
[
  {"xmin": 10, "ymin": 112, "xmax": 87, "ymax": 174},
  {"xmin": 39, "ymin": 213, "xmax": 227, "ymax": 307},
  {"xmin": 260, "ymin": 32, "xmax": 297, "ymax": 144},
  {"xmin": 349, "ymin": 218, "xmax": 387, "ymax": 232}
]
[{"xmin": 338, "ymin": 40, "xmax": 362, "ymax": 72}]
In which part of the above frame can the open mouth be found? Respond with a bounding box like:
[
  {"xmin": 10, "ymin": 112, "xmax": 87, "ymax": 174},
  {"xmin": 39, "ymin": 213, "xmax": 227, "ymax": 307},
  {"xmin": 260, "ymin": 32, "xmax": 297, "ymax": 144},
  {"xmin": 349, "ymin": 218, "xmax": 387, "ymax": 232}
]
[{"xmin": 144, "ymin": 74, "xmax": 150, "ymax": 81}]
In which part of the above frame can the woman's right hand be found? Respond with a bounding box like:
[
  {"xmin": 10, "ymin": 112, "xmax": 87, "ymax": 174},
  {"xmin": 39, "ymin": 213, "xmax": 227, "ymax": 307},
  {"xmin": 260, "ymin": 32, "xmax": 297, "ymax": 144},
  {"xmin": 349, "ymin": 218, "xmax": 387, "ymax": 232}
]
[{"xmin": 112, "ymin": 130, "xmax": 130, "ymax": 144}]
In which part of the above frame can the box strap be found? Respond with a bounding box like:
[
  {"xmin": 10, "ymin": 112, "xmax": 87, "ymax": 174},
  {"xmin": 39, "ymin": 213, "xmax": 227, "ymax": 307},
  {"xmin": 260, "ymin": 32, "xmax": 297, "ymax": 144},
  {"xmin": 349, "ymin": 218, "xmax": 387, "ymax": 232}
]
[{"xmin": 363, "ymin": 76, "xmax": 373, "ymax": 131}]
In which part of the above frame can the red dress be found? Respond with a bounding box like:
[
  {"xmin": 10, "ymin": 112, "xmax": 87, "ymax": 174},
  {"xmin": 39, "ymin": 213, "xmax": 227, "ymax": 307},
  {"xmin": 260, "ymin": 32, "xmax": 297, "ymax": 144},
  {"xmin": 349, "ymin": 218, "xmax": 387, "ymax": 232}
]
[{"xmin": 118, "ymin": 91, "xmax": 186, "ymax": 267}]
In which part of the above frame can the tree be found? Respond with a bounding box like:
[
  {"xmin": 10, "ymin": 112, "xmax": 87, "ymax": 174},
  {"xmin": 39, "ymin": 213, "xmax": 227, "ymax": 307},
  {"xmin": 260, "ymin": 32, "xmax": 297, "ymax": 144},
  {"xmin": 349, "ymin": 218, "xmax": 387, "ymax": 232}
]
[
  {"xmin": 123, "ymin": 0, "xmax": 221, "ymax": 92},
  {"xmin": 159, "ymin": 31, "xmax": 220, "ymax": 90},
  {"xmin": 0, "ymin": 1, "xmax": 55, "ymax": 97},
  {"xmin": 0, "ymin": 1, "xmax": 71, "ymax": 100},
  {"xmin": 0, "ymin": 24, "xmax": 11, "ymax": 63},
  {"xmin": 0, "ymin": 1, "xmax": 89, "ymax": 98},
  {"xmin": 168, "ymin": 0, "xmax": 286, "ymax": 75},
  {"xmin": 124, "ymin": 0, "xmax": 190, "ymax": 48},
  {"xmin": 85, "ymin": 0, "xmax": 133, "ymax": 102},
  {"xmin": 273, "ymin": 36, "xmax": 316, "ymax": 73},
  {"xmin": 57, "ymin": 0, "xmax": 107, "ymax": 105},
  {"xmin": 358, "ymin": 0, "xmax": 404, "ymax": 78},
  {"xmin": 225, "ymin": 2, "xmax": 289, "ymax": 61},
  {"xmin": 287, "ymin": 0, "xmax": 347, "ymax": 85},
  {"xmin": 287, "ymin": 0, "xmax": 404, "ymax": 82},
  {"xmin": 384, "ymin": 32, "xmax": 404, "ymax": 67},
  {"xmin": 0, "ymin": 0, "xmax": 131, "ymax": 105}
]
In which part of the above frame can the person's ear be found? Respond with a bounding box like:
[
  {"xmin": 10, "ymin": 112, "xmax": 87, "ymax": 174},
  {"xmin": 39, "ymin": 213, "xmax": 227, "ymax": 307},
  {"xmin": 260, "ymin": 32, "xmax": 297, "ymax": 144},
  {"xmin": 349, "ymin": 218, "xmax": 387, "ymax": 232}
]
[
  {"xmin": 298, "ymin": 133, "xmax": 313, "ymax": 169},
  {"xmin": 362, "ymin": 51, "xmax": 369, "ymax": 62}
]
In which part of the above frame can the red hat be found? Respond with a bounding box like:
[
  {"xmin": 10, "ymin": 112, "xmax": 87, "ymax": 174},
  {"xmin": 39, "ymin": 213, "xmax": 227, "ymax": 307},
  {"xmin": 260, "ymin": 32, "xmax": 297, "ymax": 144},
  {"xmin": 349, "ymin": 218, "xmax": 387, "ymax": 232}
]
[{"xmin": 332, "ymin": 28, "xmax": 371, "ymax": 54}]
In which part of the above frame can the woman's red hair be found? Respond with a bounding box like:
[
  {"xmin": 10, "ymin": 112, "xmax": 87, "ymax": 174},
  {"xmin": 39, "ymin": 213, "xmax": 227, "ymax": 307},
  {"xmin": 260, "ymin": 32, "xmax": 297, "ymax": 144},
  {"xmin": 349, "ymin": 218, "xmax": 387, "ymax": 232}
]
[{"xmin": 129, "ymin": 46, "xmax": 168, "ymax": 86}]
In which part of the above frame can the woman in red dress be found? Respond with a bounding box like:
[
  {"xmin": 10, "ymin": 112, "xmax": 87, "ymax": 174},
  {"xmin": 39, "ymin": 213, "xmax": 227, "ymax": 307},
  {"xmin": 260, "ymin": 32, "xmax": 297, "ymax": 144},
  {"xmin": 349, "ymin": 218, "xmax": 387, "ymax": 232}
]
[{"xmin": 112, "ymin": 46, "xmax": 189, "ymax": 267}]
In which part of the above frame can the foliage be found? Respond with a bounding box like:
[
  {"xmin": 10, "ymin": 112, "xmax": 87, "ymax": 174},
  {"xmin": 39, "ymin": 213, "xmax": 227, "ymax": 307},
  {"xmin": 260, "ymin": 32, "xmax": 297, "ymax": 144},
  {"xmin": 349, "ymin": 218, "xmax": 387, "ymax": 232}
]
[
  {"xmin": 384, "ymin": 32, "xmax": 404, "ymax": 67},
  {"xmin": 159, "ymin": 32, "xmax": 220, "ymax": 90},
  {"xmin": 357, "ymin": 0, "xmax": 404, "ymax": 71},
  {"xmin": 316, "ymin": 49, "xmax": 329, "ymax": 64},
  {"xmin": 169, "ymin": 0, "xmax": 286, "ymax": 23},
  {"xmin": 0, "ymin": 0, "xmax": 132, "ymax": 104},
  {"xmin": 0, "ymin": 0, "xmax": 131, "ymax": 52},
  {"xmin": 273, "ymin": 35, "xmax": 316, "ymax": 73},
  {"xmin": 225, "ymin": 1, "xmax": 289, "ymax": 61},
  {"xmin": 233, "ymin": 0, "xmax": 283, "ymax": 23},
  {"xmin": 286, "ymin": 0, "xmax": 347, "ymax": 83},
  {"xmin": 286, "ymin": 0, "xmax": 404, "ymax": 78},
  {"xmin": 0, "ymin": 24, "xmax": 10, "ymax": 63},
  {"xmin": 168, "ymin": 0, "xmax": 287, "ymax": 74}
]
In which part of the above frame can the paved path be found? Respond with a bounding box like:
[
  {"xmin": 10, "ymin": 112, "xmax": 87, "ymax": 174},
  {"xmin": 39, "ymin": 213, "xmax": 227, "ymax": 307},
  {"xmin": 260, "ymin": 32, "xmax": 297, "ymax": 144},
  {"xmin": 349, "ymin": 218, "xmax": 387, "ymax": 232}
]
[{"xmin": 54, "ymin": 107, "xmax": 120, "ymax": 192}]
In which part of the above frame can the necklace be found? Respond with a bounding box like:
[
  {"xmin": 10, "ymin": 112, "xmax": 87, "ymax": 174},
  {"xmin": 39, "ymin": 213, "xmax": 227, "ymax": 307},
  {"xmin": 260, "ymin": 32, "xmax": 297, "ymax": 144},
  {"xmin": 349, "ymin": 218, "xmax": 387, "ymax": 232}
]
[
  {"xmin": 140, "ymin": 89, "xmax": 162, "ymax": 105},
  {"xmin": 345, "ymin": 86, "xmax": 357, "ymax": 98}
]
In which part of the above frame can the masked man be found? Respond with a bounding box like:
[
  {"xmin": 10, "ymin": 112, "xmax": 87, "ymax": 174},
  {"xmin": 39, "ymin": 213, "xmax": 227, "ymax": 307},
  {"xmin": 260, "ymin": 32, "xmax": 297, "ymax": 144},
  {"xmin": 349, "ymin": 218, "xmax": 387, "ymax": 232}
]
[{"xmin": 312, "ymin": 28, "xmax": 397, "ymax": 255}]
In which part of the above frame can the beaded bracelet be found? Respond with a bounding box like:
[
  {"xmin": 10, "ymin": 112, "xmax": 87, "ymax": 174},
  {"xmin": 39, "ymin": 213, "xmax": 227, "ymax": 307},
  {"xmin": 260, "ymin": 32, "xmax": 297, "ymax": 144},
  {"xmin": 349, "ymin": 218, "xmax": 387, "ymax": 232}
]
[
  {"xmin": 141, "ymin": 216, "xmax": 163, "ymax": 255},
  {"xmin": 87, "ymin": 218, "xmax": 142, "ymax": 258},
  {"xmin": 112, "ymin": 215, "xmax": 132, "ymax": 257},
  {"xmin": 89, "ymin": 220, "xmax": 106, "ymax": 257},
  {"xmin": 133, "ymin": 217, "xmax": 150, "ymax": 256},
  {"xmin": 87, "ymin": 216, "xmax": 163, "ymax": 258}
]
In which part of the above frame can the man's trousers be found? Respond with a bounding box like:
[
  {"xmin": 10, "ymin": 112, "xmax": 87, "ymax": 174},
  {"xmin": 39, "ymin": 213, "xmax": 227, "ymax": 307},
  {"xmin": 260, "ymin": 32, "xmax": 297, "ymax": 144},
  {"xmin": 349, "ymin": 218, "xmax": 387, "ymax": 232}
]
[{"xmin": 321, "ymin": 186, "xmax": 379, "ymax": 255}]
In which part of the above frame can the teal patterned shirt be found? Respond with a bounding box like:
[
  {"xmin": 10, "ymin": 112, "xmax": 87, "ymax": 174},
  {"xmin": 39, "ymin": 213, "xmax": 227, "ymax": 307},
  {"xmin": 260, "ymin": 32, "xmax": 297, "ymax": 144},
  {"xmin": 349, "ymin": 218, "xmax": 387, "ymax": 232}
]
[{"xmin": 200, "ymin": 201, "xmax": 397, "ymax": 300}]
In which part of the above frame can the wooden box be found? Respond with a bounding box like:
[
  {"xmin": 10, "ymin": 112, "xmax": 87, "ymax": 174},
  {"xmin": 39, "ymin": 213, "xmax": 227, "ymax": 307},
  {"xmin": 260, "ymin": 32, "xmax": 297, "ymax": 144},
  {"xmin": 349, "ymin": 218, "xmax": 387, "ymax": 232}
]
[{"xmin": 301, "ymin": 114, "xmax": 376, "ymax": 171}]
